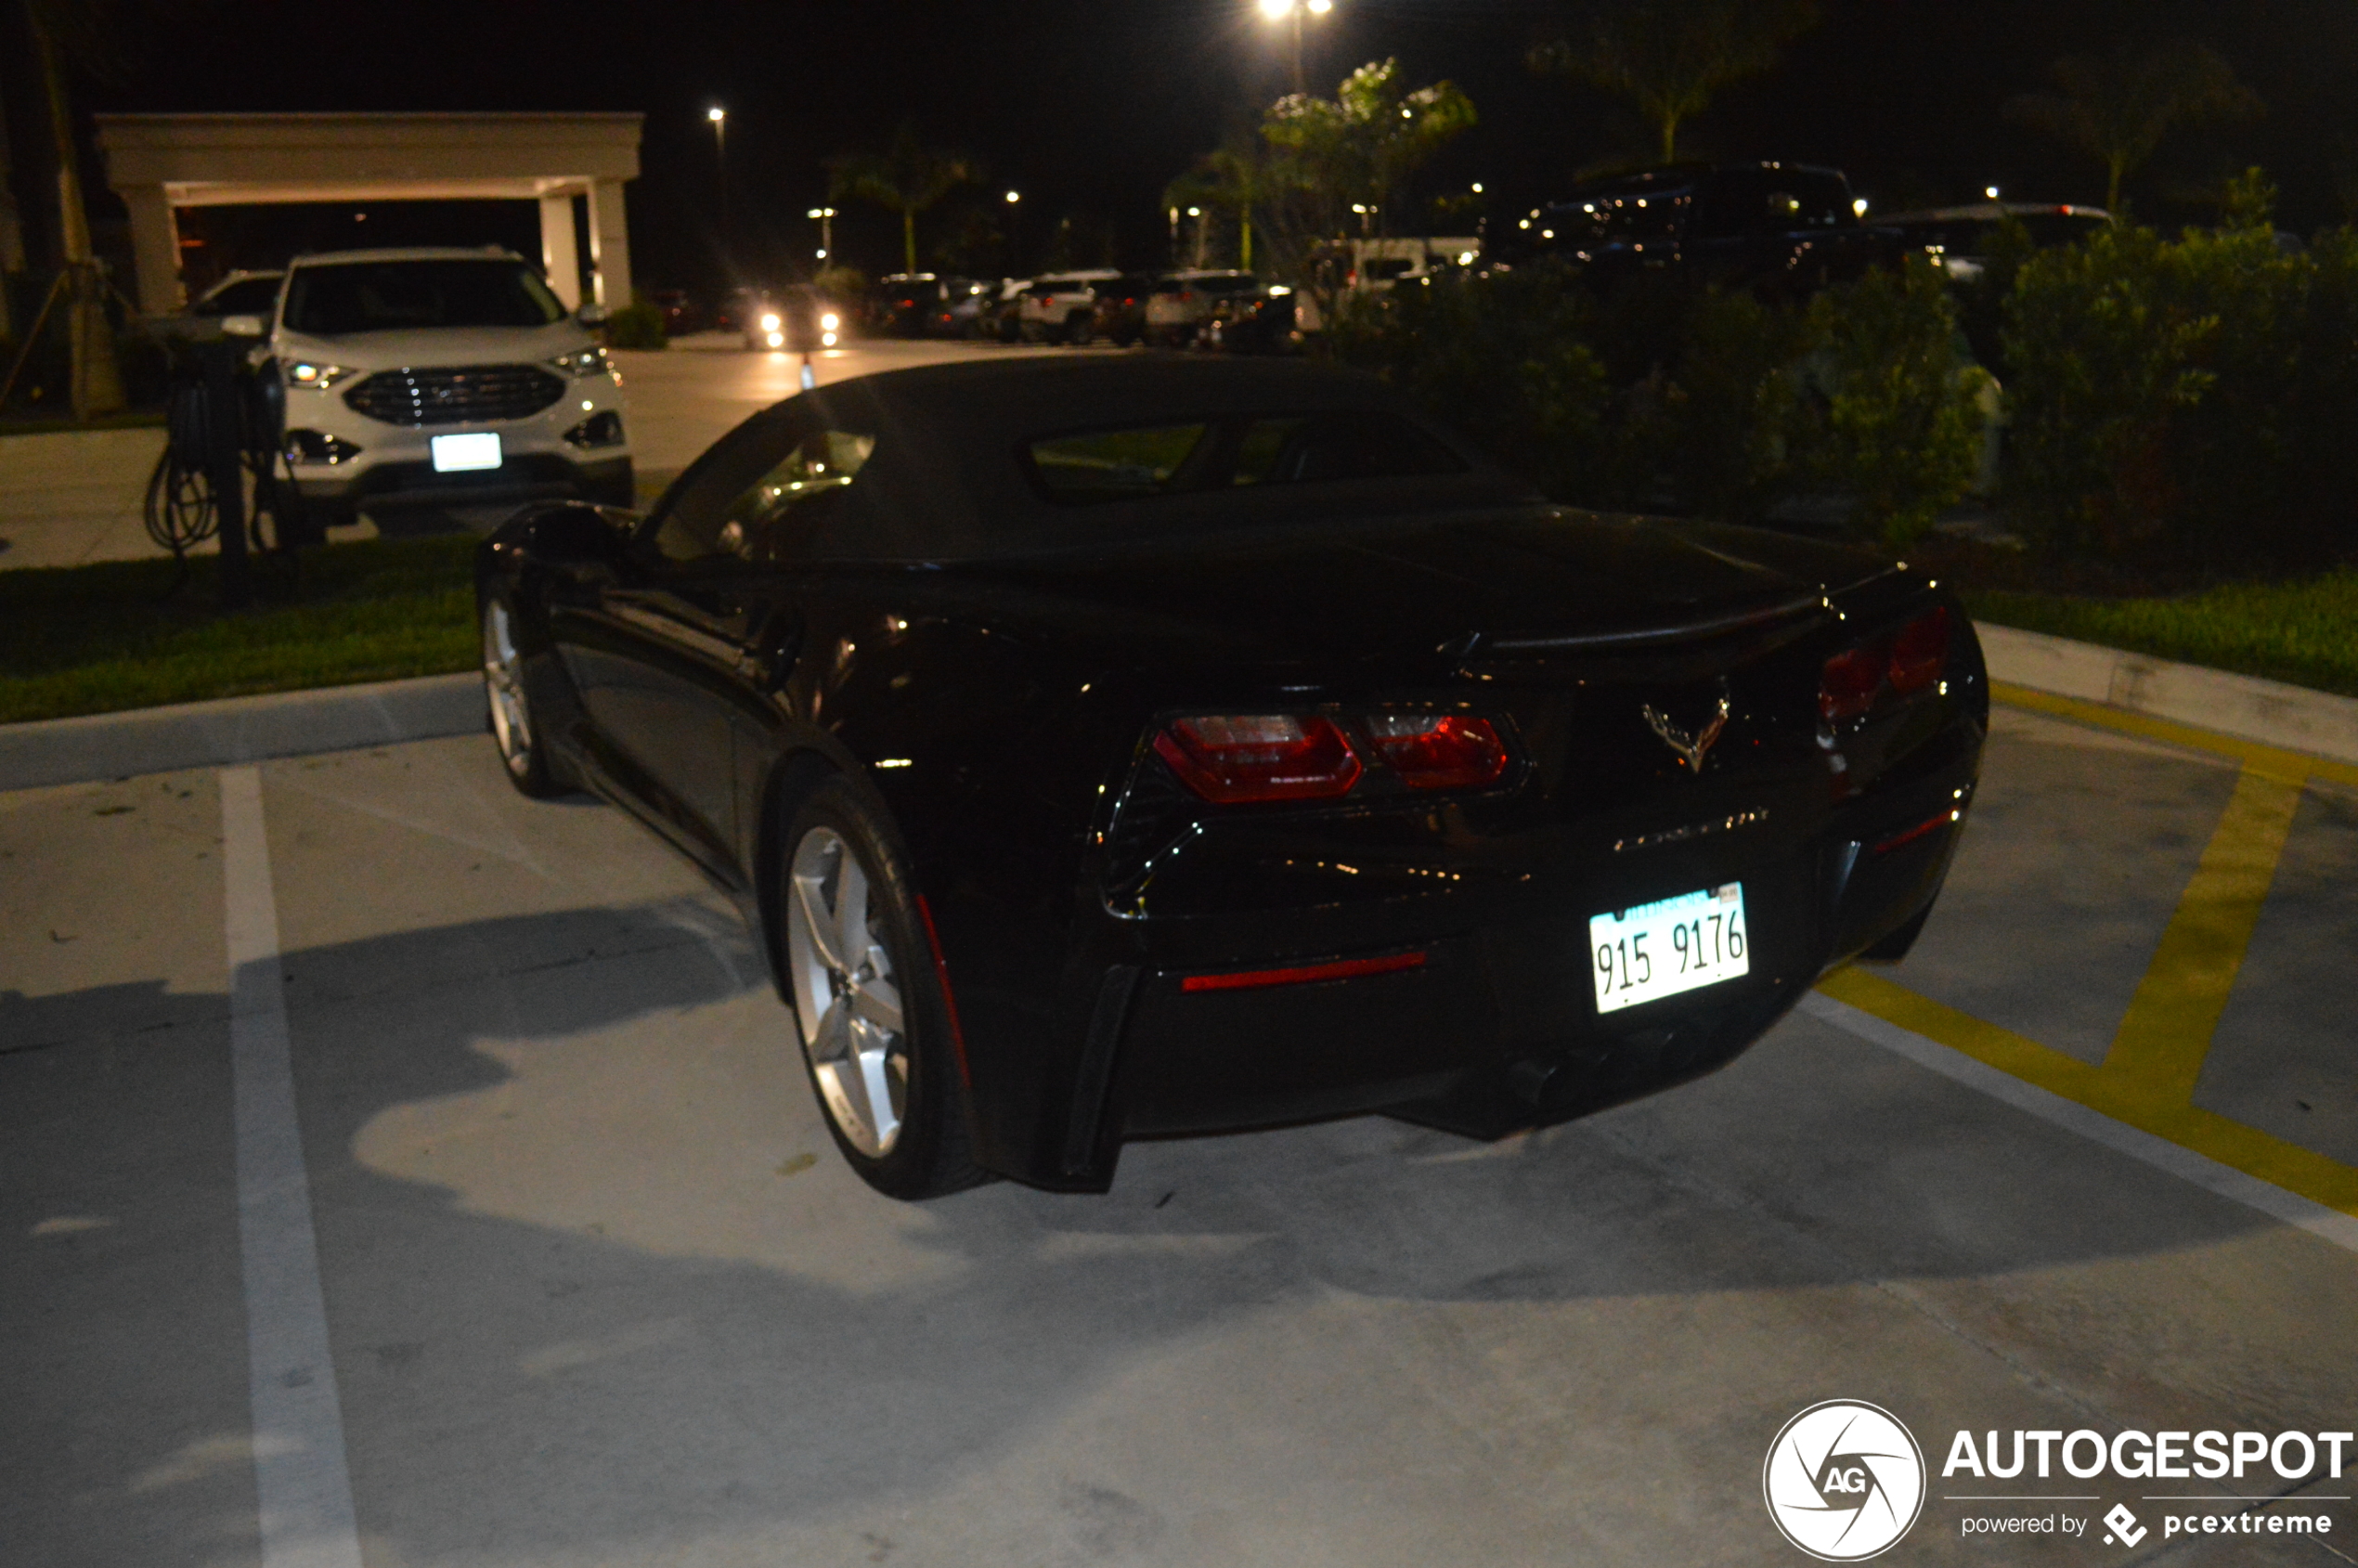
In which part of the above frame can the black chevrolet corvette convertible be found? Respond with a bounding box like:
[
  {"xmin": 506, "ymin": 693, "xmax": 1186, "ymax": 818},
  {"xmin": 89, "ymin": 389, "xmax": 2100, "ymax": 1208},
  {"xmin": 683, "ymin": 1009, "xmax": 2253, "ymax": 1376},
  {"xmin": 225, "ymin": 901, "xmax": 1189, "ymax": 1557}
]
[{"xmin": 476, "ymin": 357, "xmax": 1985, "ymax": 1198}]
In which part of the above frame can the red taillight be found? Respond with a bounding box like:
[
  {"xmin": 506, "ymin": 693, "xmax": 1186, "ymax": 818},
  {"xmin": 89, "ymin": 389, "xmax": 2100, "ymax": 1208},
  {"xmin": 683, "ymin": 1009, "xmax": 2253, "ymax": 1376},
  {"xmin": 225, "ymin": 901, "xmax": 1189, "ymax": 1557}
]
[
  {"xmin": 1179, "ymin": 289, "xmax": 1196, "ymax": 302},
  {"xmin": 1888, "ymin": 606, "xmax": 1950, "ymax": 694},
  {"xmin": 1366, "ymin": 715, "xmax": 1510, "ymax": 791},
  {"xmin": 1153, "ymin": 715, "xmax": 1363, "ymax": 803},
  {"xmin": 1820, "ymin": 606, "xmax": 1952, "ymax": 723},
  {"xmin": 1820, "ymin": 644, "xmax": 1885, "ymax": 722}
]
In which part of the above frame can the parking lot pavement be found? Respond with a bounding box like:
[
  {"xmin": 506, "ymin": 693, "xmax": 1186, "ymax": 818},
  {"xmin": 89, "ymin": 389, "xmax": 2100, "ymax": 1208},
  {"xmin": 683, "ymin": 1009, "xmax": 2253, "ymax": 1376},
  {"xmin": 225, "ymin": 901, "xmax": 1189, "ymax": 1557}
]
[{"xmin": 4, "ymin": 704, "xmax": 2354, "ymax": 1567}]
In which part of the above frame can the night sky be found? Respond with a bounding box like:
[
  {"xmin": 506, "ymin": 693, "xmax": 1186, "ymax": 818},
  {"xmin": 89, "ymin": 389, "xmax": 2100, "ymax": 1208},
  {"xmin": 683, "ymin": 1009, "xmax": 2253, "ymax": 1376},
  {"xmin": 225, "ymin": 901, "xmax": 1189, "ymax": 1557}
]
[{"xmin": 32, "ymin": 0, "xmax": 2358, "ymax": 296}]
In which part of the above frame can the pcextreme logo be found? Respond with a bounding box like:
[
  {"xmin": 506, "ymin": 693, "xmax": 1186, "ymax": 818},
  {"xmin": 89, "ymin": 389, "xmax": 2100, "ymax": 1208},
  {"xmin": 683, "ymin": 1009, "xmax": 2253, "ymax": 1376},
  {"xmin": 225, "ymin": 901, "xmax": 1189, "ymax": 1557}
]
[{"xmin": 1764, "ymin": 1400, "xmax": 1929, "ymax": 1562}]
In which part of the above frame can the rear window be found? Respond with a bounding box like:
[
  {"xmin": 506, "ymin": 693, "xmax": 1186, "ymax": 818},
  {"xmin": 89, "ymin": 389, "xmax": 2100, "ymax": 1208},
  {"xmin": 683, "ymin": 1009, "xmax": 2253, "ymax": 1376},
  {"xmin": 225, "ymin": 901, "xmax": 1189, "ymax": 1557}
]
[
  {"xmin": 282, "ymin": 260, "xmax": 567, "ymax": 334},
  {"xmin": 1025, "ymin": 411, "xmax": 1465, "ymax": 505}
]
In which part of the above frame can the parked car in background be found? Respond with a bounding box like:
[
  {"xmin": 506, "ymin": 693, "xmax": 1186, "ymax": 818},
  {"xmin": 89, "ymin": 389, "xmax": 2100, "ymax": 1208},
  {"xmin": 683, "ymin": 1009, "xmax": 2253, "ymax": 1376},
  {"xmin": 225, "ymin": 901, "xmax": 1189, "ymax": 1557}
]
[
  {"xmin": 151, "ymin": 269, "xmax": 285, "ymax": 339},
  {"xmin": 866, "ymin": 275, "xmax": 962, "ymax": 337},
  {"xmin": 1509, "ymin": 163, "xmax": 1899, "ymax": 299},
  {"xmin": 1019, "ymin": 270, "xmax": 1123, "ymax": 343},
  {"xmin": 1204, "ymin": 284, "xmax": 1304, "ymax": 355},
  {"xmin": 1088, "ymin": 275, "xmax": 1160, "ymax": 346},
  {"xmin": 976, "ymin": 278, "xmax": 1030, "ymax": 343},
  {"xmin": 648, "ymin": 289, "xmax": 703, "ymax": 337},
  {"xmin": 743, "ymin": 285, "xmax": 845, "ymax": 352},
  {"xmin": 1879, "ymin": 202, "xmax": 2113, "ymax": 282},
  {"xmin": 1144, "ymin": 270, "xmax": 1259, "ymax": 347},
  {"xmin": 1345, "ymin": 239, "xmax": 1480, "ymax": 294},
  {"xmin": 932, "ymin": 279, "xmax": 991, "ymax": 337},
  {"xmin": 474, "ymin": 355, "xmax": 1987, "ymax": 1199},
  {"xmin": 266, "ymin": 246, "xmax": 631, "ymax": 528}
]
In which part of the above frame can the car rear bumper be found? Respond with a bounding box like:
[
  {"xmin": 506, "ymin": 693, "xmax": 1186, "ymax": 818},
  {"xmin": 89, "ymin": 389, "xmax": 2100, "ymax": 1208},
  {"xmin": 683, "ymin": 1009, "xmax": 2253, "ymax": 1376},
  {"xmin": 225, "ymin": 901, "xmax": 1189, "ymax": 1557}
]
[{"xmin": 955, "ymin": 723, "xmax": 1979, "ymax": 1191}]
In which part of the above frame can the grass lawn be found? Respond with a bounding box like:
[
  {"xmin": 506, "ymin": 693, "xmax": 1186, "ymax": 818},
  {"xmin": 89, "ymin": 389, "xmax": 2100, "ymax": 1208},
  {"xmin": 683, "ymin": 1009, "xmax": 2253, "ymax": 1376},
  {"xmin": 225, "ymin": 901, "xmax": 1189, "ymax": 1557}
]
[
  {"xmin": 1965, "ymin": 570, "xmax": 2358, "ymax": 700},
  {"xmin": 0, "ymin": 536, "xmax": 478, "ymax": 725}
]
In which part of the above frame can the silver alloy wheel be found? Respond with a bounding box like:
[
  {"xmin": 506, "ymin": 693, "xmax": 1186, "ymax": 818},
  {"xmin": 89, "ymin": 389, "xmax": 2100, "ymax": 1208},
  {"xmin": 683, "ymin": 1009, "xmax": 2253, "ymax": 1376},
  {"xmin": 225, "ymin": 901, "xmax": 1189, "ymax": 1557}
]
[
  {"xmin": 483, "ymin": 601, "xmax": 533, "ymax": 780},
  {"xmin": 784, "ymin": 825, "xmax": 909, "ymax": 1157}
]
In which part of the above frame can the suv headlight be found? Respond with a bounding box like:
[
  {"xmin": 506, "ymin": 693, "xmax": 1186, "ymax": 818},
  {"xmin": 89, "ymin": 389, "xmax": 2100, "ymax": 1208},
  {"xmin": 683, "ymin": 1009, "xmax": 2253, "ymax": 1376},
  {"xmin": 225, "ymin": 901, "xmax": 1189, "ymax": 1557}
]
[
  {"xmin": 759, "ymin": 312, "xmax": 783, "ymax": 332},
  {"xmin": 284, "ymin": 360, "xmax": 356, "ymax": 389},
  {"xmin": 547, "ymin": 346, "xmax": 611, "ymax": 378}
]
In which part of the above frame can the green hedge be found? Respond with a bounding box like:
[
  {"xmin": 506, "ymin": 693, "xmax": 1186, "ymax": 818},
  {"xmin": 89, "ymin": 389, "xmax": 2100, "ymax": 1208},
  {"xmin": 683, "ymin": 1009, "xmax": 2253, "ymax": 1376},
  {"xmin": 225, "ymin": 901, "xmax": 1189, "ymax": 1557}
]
[
  {"xmin": 2004, "ymin": 185, "xmax": 2358, "ymax": 566},
  {"xmin": 1332, "ymin": 255, "xmax": 1989, "ymax": 547},
  {"xmin": 1337, "ymin": 175, "xmax": 2358, "ymax": 569},
  {"xmin": 602, "ymin": 302, "xmax": 667, "ymax": 351}
]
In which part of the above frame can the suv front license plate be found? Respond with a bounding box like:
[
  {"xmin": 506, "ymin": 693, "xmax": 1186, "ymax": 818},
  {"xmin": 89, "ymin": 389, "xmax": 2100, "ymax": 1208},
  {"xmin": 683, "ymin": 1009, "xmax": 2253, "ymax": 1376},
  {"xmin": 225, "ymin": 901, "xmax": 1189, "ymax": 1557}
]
[
  {"xmin": 430, "ymin": 432, "xmax": 502, "ymax": 473},
  {"xmin": 1590, "ymin": 882, "xmax": 1749, "ymax": 1015}
]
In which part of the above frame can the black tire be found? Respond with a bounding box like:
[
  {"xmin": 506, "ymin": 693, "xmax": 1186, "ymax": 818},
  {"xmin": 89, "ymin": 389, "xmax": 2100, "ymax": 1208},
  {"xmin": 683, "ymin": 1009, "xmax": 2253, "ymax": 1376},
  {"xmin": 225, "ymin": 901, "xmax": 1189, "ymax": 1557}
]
[
  {"xmin": 482, "ymin": 595, "xmax": 564, "ymax": 798},
  {"xmin": 776, "ymin": 776, "xmax": 986, "ymax": 1199},
  {"xmin": 1066, "ymin": 312, "xmax": 1093, "ymax": 346}
]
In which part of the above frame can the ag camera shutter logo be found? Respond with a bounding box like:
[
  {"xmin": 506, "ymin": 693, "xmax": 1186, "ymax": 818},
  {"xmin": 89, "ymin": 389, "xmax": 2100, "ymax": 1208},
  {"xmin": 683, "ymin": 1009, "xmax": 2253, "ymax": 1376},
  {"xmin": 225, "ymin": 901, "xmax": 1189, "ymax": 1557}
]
[{"xmin": 1764, "ymin": 1400, "xmax": 1927, "ymax": 1561}]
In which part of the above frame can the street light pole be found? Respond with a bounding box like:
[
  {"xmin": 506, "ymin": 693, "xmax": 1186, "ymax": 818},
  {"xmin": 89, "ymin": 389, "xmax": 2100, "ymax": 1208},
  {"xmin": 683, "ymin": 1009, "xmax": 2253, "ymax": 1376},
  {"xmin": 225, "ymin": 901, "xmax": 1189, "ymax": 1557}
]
[
  {"xmin": 707, "ymin": 107, "xmax": 729, "ymax": 271},
  {"xmin": 807, "ymin": 207, "xmax": 836, "ymax": 268},
  {"xmin": 1257, "ymin": 0, "xmax": 1332, "ymax": 96}
]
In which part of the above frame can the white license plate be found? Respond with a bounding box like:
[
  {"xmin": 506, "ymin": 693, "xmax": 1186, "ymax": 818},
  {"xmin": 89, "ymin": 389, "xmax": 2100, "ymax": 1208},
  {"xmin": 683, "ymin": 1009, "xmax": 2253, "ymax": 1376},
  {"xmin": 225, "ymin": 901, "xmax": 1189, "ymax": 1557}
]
[
  {"xmin": 1590, "ymin": 882, "xmax": 1749, "ymax": 1014},
  {"xmin": 430, "ymin": 432, "xmax": 502, "ymax": 473}
]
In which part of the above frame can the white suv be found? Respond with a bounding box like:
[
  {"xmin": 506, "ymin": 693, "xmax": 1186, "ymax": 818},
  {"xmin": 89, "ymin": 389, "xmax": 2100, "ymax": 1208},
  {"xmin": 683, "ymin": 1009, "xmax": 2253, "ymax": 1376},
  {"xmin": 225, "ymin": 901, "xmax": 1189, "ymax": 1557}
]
[
  {"xmin": 1017, "ymin": 270, "xmax": 1122, "ymax": 343},
  {"xmin": 1144, "ymin": 270, "xmax": 1259, "ymax": 347},
  {"xmin": 261, "ymin": 247, "xmax": 631, "ymax": 527}
]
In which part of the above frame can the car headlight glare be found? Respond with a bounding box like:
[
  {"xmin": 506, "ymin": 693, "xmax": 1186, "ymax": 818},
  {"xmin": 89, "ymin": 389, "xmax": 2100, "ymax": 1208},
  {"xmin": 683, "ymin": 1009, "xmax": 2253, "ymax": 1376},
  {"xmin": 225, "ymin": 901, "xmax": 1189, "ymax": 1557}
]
[
  {"xmin": 548, "ymin": 346, "xmax": 611, "ymax": 378},
  {"xmin": 759, "ymin": 312, "xmax": 783, "ymax": 332},
  {"xmin": 820, "ymin": 312, "xmax": 841, "ymax": 332},
  {"xmin": 285, "ymin": 360, "xmax": 355, "ymax": 389}
]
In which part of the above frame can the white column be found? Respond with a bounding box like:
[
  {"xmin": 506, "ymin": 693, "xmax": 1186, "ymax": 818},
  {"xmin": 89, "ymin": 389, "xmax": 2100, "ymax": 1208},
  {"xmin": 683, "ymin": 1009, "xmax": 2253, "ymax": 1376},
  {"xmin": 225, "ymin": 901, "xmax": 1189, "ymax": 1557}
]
[
  {"xmin": 120, "ymin": 183, "xmax": 184, "ymax": 313},
  {"xmin": 538, "ymin": 189, "xmax": 581, "ymax": 309},
  {"xmin": 586, "ymin": 178, "xmax": 632, "ymax": 308}
]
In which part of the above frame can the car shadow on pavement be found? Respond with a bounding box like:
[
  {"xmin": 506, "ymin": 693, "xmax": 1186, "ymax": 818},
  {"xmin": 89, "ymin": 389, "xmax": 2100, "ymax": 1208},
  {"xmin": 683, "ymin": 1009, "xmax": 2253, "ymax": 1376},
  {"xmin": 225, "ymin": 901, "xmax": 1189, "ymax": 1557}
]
[{"xmin": 6, "ymin": 898, "xmax": 2349, "ymax": 1566}]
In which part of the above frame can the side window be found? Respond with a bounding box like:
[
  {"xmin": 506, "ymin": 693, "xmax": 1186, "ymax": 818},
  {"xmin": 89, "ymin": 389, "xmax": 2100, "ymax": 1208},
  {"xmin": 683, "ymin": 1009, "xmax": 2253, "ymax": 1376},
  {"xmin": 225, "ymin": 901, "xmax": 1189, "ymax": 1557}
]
[
  {"xmin": 651, "ymin": 420, "xmax": 874, "ymax": 564},
  {"xmin": 1230, "ymin": 413, "xmax": 1465, "ymax": 487},
  {"xmin": 715, "ymin": 432, "xmax": 876, "ymax": 563}
]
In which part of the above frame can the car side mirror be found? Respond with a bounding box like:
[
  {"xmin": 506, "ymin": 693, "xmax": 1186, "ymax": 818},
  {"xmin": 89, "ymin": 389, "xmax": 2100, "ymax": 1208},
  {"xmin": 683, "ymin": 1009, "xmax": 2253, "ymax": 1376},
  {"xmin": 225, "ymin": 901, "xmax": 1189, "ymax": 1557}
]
[
  {"xmin": 221, "ymin": 314, "xmax": 266, "ymax": 339},
  {"xmin": 576, "ymin": 303, "xmax": 610, "ymax": 327}
]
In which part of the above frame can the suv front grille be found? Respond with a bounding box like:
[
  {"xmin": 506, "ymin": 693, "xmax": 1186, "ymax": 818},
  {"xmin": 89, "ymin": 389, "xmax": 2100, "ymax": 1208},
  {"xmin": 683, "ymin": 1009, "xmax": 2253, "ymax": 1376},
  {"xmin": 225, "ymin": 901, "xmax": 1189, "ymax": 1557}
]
[{"xmin": 343, "ymin": 364, "xmax": 565, "ymax": 427}]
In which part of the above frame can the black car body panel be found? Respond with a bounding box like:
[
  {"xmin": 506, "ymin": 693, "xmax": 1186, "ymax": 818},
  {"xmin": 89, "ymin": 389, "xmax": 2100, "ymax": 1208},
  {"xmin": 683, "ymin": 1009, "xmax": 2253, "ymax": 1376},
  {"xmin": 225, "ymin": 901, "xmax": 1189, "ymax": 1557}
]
[{"xmin": 481, "ymin": 357, "xmax": 1985, "ymax": 1191}]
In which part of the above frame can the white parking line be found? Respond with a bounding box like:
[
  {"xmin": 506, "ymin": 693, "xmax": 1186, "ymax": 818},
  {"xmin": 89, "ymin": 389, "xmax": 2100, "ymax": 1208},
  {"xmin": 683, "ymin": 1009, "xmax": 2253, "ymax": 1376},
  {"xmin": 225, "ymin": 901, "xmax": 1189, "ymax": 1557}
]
[
  {"xmin": 1800, "ymin": 991, "xmax": 2358, "ymax": 1257},
  {"xmin": 221, "ymin": 765, "xmax": 365, "ymax": 1568}
]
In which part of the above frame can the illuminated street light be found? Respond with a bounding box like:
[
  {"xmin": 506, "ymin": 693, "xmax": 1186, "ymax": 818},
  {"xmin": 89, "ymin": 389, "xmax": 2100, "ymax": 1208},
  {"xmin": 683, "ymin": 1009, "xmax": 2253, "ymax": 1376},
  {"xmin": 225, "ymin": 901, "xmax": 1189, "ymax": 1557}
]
[
  {"xmin": 1005, "ymin": 189, "xmax": 1021, "ymax": 204},
  {"xmin": 1985, "ymin": 185, "xmax": 2002, "ymax": 201},
  {"xmin": 1257, "ymin": 0, "xmax": 1333, "ymax": 95},
  {"xmin": 806, "ymin": 207, "xmax": 836, "ymax": 266},
  {"xmin": 707, "ymin": 107, "xmax": 730, "ymax": 266}
]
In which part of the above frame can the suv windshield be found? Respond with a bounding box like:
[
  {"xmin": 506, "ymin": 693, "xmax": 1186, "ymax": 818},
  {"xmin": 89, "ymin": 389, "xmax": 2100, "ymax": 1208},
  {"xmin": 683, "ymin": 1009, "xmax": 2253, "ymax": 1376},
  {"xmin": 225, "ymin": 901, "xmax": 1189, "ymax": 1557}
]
[{"xmin": 282, "ymin": 260, "xmax": 568, "ymax": 335}]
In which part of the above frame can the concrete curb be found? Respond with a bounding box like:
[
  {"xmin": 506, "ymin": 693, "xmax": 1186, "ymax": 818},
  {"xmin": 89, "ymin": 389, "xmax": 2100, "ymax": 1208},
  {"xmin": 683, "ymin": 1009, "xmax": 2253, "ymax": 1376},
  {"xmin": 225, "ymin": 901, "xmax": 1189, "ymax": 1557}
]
[
  {"xmin": 1976, "ymin": 624, "xmax": 2358, "ymax": 768},
  {"xmin": 0, "ymin": 673, "xmax": 482, "ymax": 791},
  {"xmin": 3, "ymin": 624, "xmax": 2354, "ymax": 791}
]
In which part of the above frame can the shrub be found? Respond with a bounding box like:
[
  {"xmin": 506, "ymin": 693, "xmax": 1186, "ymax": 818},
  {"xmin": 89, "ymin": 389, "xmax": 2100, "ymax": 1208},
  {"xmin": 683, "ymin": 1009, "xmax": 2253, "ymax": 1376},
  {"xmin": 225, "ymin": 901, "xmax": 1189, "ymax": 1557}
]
[
  {"xmin": 2002, "ymin": 173, "xmax": 2358, "ymax": 566},
  {"xmin": 1799, "ymin": 258, "xmax": 1994, "ymax": 548},
  {"xmin": 602, "ymin": 301, "xmax": 667, "ymax": 350},
  {"xmin": 1327, "ymin": 265, "xmax": 1610, "ymax": 501}
]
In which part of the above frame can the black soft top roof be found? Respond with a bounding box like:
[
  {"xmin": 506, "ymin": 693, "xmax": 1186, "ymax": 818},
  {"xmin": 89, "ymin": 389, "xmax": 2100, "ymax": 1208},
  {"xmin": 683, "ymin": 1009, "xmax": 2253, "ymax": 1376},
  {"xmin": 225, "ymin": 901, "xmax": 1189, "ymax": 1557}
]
[{"xmin": 686, "ymin": 356, "xmax": 1535, "ymax": 563}]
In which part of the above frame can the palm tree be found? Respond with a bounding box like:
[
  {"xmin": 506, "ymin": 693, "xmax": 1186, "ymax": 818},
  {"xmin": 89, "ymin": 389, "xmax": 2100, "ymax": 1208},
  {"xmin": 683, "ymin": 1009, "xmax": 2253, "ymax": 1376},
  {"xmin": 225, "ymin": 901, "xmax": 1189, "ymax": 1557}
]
[
  {"xmin": 827, "ymin": 126, "xmax": 976, "ymax": 278},
  {"xmin": 1531, "ymin": 0, "xmax": 1820, "ymax": 164},
  {"xmin": 14, "ymin": 0, "xmax": 125, "ymax": 417},
  {"xmin": 2009, "ymin": 42, "xmax": 2262, "ymax": 213}
]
